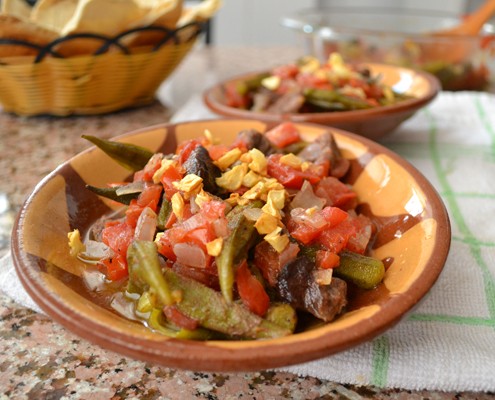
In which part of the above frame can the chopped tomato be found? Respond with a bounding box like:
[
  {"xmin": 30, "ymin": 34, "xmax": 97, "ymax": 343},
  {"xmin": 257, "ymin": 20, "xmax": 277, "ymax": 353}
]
[
  {"xmin": 267, "ymin": 154, "xmax": 325, "ymax": 189},
  {"xmin": 236, "ymin": 261, "xmax": 269, "ymax": 317},
  {"xmin": 176, "ymin": 139, "xmax": 201, "ymax": 165},
  {"xmin": 315, "ymin": 177, "xmax": 358, "ymax": 210},
  {"xmin": 264, "ymin": 122, "xmax": 301, "ymax": 148},
  {"xmin": 101, "ymin": 220, "xmax": 134, "ymax": 258},
  {"xmin": 345, "ymin": 214, "xmax": 374, "ymax": 254},
  {"xmin": 271, "ymin": 64, "xmax": 299, "ymax": 79},
  {"xmin": 296, "ymin": 73, "xmax": 333, "ymax": 90},
  {"xmin": 225, "ymin": 81, "xmax": 250, "ymax": 108},
  {"xmin": 125, "ymin": 184, "xmax": 163, "ymax": 227},
  {"xmin": 163, "ymin": 305, "xmax": 199, "ymax": 330},
  {"xmin": 316, "ymin": 218, "xmax": 356, "ymax": 253},
  {"xmin": 321, "ymin": 206, "xmax": 348, "ymax": 226},
  {"xmin": 100, "ymin": 253, "xmax": 128, "ymax": 281},
  {"xmin": 287, "ymin": 219, "xmax": 326, "ymax": 245},
  {"xmin": 160, "ymin": 164, "xmax": 183, "ymax": 200},
  {"xmin": 141, "ymin": 153, "xmax": 163, "ymax": 182},
  {"xmin": 316, "ymin": 250, "xmax": 340, "ymax": 269},
  {"xmin": 207, "ymin": 144, "xmax": 230, "ymax": 161}
]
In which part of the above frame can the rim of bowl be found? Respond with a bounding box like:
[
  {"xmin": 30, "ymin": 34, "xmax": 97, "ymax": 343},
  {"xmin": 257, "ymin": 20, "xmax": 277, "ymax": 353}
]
[
  {"xmin": 203, "ymin": 63, "xmax": 441, "ymax": 126},
  {"xmin": 12, "ymin": 119, "xmax": 451, "ymax": 372},
  {"xmin": 281, "ymin": 7, "xmax": 495, "ymax": 40}
]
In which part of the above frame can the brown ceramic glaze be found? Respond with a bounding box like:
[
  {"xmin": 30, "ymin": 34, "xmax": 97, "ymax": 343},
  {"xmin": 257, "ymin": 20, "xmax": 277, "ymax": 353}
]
[
  {"xmin": 203, "ymin": 64, "xmax": 440, "ymax": 140},
  {"xmin": 12, "ymin": 119, "xmax": 451, "ymax": 372}
]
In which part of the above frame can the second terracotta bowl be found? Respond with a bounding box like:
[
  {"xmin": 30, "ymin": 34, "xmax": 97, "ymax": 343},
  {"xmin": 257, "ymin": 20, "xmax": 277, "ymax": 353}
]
[{"xmin": 203, "ymin": 64, "xmax": 440, "ymax": 140}]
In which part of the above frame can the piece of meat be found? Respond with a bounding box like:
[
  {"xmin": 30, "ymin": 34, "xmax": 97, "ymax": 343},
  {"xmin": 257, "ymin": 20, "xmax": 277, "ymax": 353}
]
[
  {"xmin": 275, "ymin": 256, "xmax": 347, "ymax": 322},
  {"xmin": 266, "ymin": 91, "xmax": 305, "ymax": 114},
  {"xmin": 235, "ymin": 129, "xmax": 277, "ymax": 155},
  {"xmin": 297, "ymin": 131, "xmax": 350, "ymax": 178}
]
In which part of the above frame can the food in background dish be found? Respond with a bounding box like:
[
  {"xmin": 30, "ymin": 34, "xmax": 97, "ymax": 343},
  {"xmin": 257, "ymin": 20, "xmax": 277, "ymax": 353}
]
[
  {"xmin": 224, "ymin": 53, "xmax": 411, "ymax": 115},
  {"xmin": 69, "ymin": 123, "xmax": 385, "ymax": 340}
]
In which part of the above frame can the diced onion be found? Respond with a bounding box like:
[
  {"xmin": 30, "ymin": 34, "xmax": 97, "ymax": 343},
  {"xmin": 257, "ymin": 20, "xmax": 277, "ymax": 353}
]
[
  {"xmin": 181, "ymin": 213, "xmax": 205, "ymax": 232},
  {"xmin": 134, "ymin": 207, "xmax": 157, "ymax": 241},
  {"xmin": 173, "ymin": 243, "xmax": 207, "ymax": 269},
  {"xmin": 77, "ymin": 240, "xmax": 112, "ymax": 264},
  {"xmin": 290, "ymin": 207, "xmax": 327, "ymax": 229},
  {"xmin": 313, "ymin": 268, "xmax": 333, "ymax": 286},
  {"xmin": 213, "ymin": 218, "xmax": 229, "ymax": 238},
  {"xmin": 290, "ymin": 180, "xmax": 326, "ymax": 211},
  {"xmin": 243, "ymin": 207, "xmax": 263, "ymax": 221}
]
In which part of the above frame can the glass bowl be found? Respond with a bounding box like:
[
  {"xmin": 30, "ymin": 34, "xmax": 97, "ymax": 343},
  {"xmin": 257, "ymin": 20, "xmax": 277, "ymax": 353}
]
[{"xmin": 282, "ymin": 7, "xmax": 495, "ymax": 91}]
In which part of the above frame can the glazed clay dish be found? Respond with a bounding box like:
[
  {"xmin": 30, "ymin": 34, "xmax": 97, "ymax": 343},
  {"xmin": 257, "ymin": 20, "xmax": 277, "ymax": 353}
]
[
  {"xmin": 12, "ymin": 119, "xmax": 450, "ymax": 371},
  {"xmin": 203, "ymin": 63, "xmax": 440, "ymax": 141}
]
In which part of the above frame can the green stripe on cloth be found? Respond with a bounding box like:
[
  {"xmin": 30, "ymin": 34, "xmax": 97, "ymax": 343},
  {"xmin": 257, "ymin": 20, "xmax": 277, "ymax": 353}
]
[
  {"xmin": 371, "ymin": 335, "xmax": 390, "ymax": 387},
  {"xmin": 474, "ymin": 96, "xmax": 495, "ymax": 154},
  {"xmin": 452, "ymin": 235, "xmax": 495, "ymax": 248},
  {"xmin": 409, "ymin": 314, "xmax": 495, "ymax": 327},
  {"xmin": 426, "ymin": 109, "xmax": 495, "ymax": 321}
]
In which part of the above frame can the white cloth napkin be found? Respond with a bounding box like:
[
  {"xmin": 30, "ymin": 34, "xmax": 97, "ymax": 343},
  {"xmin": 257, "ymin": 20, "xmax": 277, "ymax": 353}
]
[{"xmin": 1, "ymin": 91, "xmax": 495, "ymax": 392}]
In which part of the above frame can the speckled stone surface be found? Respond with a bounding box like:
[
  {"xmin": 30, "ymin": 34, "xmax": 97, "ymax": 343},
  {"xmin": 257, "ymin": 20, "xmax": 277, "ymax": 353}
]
[{"xmin": 1, "ymin": 46, "xmax": 493, "ymax": 399}]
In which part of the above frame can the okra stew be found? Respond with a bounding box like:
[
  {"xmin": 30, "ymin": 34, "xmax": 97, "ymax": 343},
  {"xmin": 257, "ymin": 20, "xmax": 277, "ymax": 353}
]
[
  {"xmin": 69, "ymin": 122, "xmax": 387, "ymax": 340},
  {"xmin": 224, "ymin": 53, "xmax": 411, "ymax": 114}
]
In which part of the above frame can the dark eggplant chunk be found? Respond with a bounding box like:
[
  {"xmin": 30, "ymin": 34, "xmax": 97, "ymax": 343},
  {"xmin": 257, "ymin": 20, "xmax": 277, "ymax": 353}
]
[
  {"xmin": 235, "ymin": 129, "xmax": 277, "ymax": 155},
  {"xmin": 183, "ymin": 145, "xmax": 223, "ymax": 195},
  {"xmin": 276, "ymin": 256, "xmax": 347, "ymax": 322},
  {"xmin": 297, "ymin": 131, "xmax": 350, "ymax": 178}
]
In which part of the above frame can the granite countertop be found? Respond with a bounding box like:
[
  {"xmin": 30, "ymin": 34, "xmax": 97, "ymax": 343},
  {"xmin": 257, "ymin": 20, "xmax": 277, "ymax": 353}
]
[{"xmin": 0, "ymin": 46, "xmax": 493, "ymax": 399}]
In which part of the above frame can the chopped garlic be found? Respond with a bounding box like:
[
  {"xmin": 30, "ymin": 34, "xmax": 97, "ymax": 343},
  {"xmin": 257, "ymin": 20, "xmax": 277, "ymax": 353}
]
[
  {"xmin": 299, "ymin": 56, "xmax": 320, "ymax": 74},
  {"xmin": 340, "ymin": 85, "xmax": 366, "ymax": 99},
  {"xmin": 171, "ymin": 192, "xmax": 185, "ymax": 220},
  {"xmin": 262, "ymin": 178, "xmax": 284, "ymax": 192},
  {"xmin": 68, "ymin": 229, "xmax": 85, "ymax": 257},
  {"xmin": 242, "ymin": 181, "xmax": 265, "ymax": 200},
  {"xmin": 248, "ymin": 148, "xmax": 267, "ymax": 174},
  {"xmin": 267, "ymin": 189, "xmax": 286, "ymax": 210},
  {"xmin": 262, "ymin": 189, "xmax": 286, "ymax": 219},
  {"xmin": 215, "ymin": 163, "xmax": 248, "ymax": 191},
  {"xmin": 242, "ymin": 170, "xmax": 262, "ymax": 188},
  {"xmin": 172, "ymin": 174, "xmax": 203, "ymax": 199},
  {"xmin": 264, "ymin": 227, "xmax": 289, "ymax": 253},
  {"xmin": 280, "ymin": 153, "xmax": 303, "ymax": 169},
  {"xmin": 301, "ymin": 161, "xmax": 311, "ymax": 172},
  {"xmin": 214, "ymin": 147, "xmax": 242, "ymax": 170},
  {"xmin": 194, "ymin": 189, "xmax": 212, "ymax": 208},
  {"xmin": 206, "ymin": 237, "xmax": 223, "ymax": 256},
  {"xmin": 203, "ymin": 129, "xmax": 219, "ymax": 145},
  {"xmin": 261, "ymin": 75, "xmax": 281, "ymax": 91},
  {"xmin": 255, "ymin": 212, "xmax": 279, "ymax": 235}
]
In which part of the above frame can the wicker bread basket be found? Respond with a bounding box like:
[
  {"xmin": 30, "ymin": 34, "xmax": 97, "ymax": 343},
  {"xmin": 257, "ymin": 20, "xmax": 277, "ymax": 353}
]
[{"xmin": 0, "ymin": 22, "xmax": 204, "ymax": 116}]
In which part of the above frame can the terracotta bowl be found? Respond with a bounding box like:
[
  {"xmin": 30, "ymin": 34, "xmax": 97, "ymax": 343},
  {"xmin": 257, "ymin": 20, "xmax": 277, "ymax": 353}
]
[
  {"xmin": 12, "ymin": 119, "xmax": 451, "ymax": 372},
  {"xmin": 203, "ymin": 64, "xmax": 440, "ymax": 141}
]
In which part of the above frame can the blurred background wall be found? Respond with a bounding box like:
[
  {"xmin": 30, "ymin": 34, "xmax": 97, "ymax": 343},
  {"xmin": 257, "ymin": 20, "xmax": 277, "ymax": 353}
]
[{"xmin": 210, "ymin": 0, "xmax": 485, "ymax": 46}]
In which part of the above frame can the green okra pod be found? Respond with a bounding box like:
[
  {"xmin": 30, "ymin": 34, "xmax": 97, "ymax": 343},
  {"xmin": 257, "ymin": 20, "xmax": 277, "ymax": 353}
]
[
  {"xmin": 163, "ymin": 268, "xmax": 292, "ymax": 339},
  {"xmin": 127, "ymin": 240, "xmax": 174, "ymax": 306},
  {"xmin": 334, "ymin": 250, "xmax": 385, "ymax": 290},
  {"xmin": 216, "ymin": 201, "xmax": 262, "ymax": 304},
  {"xmin": 156, "ymin": 198, "xmax": 172, "ymax": 230},
  {"xmin": 82, "ymin": 135, "xmax": 154, "ymax": 172},
  {"xmin": 86, "ymin": 184, "xmax": 139, "ymax": 205},
  {"xmin": 304, "ymin": 88, "xmax": 372, "ymax": 111}
]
